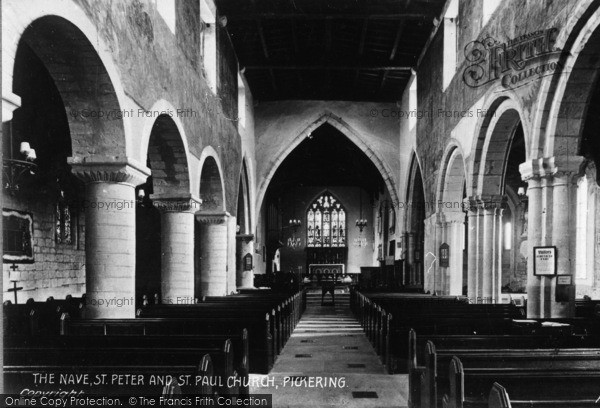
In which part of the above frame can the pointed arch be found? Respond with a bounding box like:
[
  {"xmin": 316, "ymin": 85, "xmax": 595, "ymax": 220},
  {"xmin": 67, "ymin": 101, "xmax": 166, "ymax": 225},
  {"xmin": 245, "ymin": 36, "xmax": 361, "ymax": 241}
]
[{"xmin": 256, "ymin": 111, "xmax": 400, "ymax": 212}]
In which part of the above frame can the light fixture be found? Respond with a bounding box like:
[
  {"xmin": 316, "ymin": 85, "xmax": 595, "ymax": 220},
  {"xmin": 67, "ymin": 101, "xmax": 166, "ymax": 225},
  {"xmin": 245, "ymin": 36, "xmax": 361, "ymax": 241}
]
[
  {"xmin": 517, "ymin": 185, "xmax": 528, "ymax": 234},
  {"xmin": 4, "ymin": 139, "xmax": 37, "ymax": 194},
  {"xmin": 287, "ymin": 195, "xmax": 302, "ymax": 249},
  {"xmin": 289, "ymin": 218, "xmax": 301, "ymax": 230},
  {"xmin": 355, "ymin": 190, "xmax": 368, "ymax": 232},
  {"xmin": 353, "ymin": 190, "xmax": 368, "ymax": 247}
]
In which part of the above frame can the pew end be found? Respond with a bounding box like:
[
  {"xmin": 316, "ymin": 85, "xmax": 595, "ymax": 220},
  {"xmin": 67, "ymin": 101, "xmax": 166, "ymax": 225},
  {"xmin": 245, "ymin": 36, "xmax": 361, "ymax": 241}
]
[{"xmin": 488, "ymin": 383, "xmax": 511, "ymax": 408}]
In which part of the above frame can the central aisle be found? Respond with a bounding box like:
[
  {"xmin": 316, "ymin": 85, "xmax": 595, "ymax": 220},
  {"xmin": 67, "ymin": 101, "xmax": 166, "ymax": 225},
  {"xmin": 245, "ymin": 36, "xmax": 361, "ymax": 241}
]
[{"xmin": 249, "ymin": 290, "xmax": 408, "ymax": 408}]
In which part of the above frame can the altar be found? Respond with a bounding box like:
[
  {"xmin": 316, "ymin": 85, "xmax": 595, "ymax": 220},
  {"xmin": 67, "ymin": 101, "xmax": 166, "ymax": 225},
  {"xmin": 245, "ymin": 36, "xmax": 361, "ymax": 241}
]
[
  {"xmin": 305, "ymin": 263, "xmax": 358, "ymax": 285},
  {"xmin": 309, "ymin": 263, "xmax": 345, "ymax": 276}
]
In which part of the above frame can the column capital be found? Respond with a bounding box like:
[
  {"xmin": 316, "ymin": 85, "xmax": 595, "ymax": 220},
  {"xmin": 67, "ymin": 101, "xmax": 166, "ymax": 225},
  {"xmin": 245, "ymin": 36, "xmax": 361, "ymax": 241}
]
[
  {"xmin": 68, "ymin": 157, "xmax": 150, "ymax": 186},
  {"xmin": 519, "ymin": 157, "xmax": 552, "ymax": 181},
  {"xmin": 150, "ymin": 194, "xmax": 202, "ymax": 213},
  {"xmin": 3, "ymin": 91, "xmax": 21, "ymax": 122},
  {"xmin": 465, "ymin": 195, "xmax": 506, "ymax": 212},
  {"xmin": 550, "ymin": 155, "xmax": 586, "ymax": 180},
  {"xmin": 195, "ymin": 211, "xmax": 231, "ymax": 224},
  {"xmin": 441, "ymin": 211, "xmax": 466, "ymax": 223}
]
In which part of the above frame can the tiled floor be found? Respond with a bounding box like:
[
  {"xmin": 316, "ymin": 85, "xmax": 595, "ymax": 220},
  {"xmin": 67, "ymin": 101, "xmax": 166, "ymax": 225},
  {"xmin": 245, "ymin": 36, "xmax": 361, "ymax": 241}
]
[{"xmin": 249, "ymin": 291, "xmax": 408, "ymax": 407}]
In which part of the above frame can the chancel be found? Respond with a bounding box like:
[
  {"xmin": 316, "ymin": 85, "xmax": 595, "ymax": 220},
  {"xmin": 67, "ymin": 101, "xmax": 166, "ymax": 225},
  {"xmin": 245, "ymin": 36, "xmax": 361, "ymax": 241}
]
[{"xmin": 3, "ymin": 0, "xmax": 600, "ymax": 406}]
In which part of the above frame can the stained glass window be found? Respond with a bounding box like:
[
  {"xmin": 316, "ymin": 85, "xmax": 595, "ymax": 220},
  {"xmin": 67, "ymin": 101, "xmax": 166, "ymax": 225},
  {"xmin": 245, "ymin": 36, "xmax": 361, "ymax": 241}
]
[
  {"xmin": 307, "ymin": 193, "xmax": 346, "ymax": 248},
  {"xmin": 55, "ymin": 193, "xmax": 73, "ymax": 245}
]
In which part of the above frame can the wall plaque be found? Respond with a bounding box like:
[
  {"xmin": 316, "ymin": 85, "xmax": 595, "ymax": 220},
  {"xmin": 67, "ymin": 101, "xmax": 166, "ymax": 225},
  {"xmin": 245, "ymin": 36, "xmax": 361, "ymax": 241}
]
[{"xmin": 533, "ymin": 246, "xmax": 557, "ymax": 276}]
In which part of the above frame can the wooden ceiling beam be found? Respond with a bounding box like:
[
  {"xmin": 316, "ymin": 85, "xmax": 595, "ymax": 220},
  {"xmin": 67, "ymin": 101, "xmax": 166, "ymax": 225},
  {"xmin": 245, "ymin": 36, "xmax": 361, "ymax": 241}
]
[
  {"xmin": 227, "ymin": 13, "xmax": 434, "ymax": 21},
  {"xmin": 389, "ymin": 22, "xmax": 405, "ymax": 60},
  {"xmin": 256, "ymin": 21, "xmax": 270, "ymax": 60},
  {"xmin": 245, "ymin": 65, "xmax": 412, "ymax": 71}
]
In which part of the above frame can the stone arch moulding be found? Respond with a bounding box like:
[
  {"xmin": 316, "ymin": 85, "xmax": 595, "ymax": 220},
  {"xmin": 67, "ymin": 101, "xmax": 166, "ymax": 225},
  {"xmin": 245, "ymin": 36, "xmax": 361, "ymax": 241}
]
[
  {"xmin": 256, "ymin": 111, "xmax": 400, "ymax": 213},
  {"xmin": 198, "ymin": 146, "xmax": 227, "ymax": 212},
  {"xmin": 5, "ymin": 0, "xmax": 134, "ymax": 161},
  {"xmin": 404, "ymin": 150, "xmax": 426, "ymax": 230},
  {"xmin": 470, "ymin": 96, "xmax": 527, "ymax": 197},
  {"xmin": 237, "ymin": 156, "xmax": 253, "ymax": 233},
  {"xmin": 304, "ymin": 189, "xmax": 348, "ymax": 215},
  {"xmin": 531, "ymin": 0, "xmax": 600, "ymax": 159},
  {"xmin": 241, "ymin": 155, "xmax": 257, "ymax": 233},
  {"xmin": 436, "ymin": 142, "xmax": 468, "ymax": 211}
]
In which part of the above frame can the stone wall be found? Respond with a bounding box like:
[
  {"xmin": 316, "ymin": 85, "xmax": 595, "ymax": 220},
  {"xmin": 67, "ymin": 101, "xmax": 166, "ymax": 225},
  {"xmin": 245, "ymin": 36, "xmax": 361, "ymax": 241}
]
[{"xmin": 2, "ymin": 194, "xmax": 86, "ymax": 302}]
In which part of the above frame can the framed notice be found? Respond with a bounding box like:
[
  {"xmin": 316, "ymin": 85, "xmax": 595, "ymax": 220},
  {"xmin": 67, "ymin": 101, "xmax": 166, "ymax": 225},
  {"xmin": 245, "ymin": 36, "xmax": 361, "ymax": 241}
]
[
  {"xmin": 3, "ymin": 209, "xmax": 34, "ymax": 263},
  {"xmin": 243, "ymin": 253, "xmax": 253, "ymax": 271},
  {"xmin": 439, "ymin": 243, "xmax": 450, "ymax": 268},
  {"xmin": 533, "ymin": 246, "xmax": 557, "ymax": 276},
  {"xmin": 557, "ymin": 275, "xmax": 572, "ymax": 285}
]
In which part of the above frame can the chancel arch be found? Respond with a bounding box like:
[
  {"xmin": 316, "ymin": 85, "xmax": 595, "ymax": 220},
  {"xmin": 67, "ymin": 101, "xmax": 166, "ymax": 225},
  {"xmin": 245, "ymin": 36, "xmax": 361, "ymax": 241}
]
[
  {"xmin": 259, "ymin": 123, "xmax": 387, "ymax": 287},
  {"xmin": 255, "ymin": 112, "xmax": 400, "ymax": 213}
]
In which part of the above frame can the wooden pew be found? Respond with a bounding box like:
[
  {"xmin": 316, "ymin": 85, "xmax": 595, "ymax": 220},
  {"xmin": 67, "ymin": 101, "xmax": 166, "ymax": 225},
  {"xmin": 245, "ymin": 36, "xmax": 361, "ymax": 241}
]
[
  {"xmin": 445, "ymin": 354, "xmax": 600, "ymax": 408},
  {"xmin": 4, "ymin": 354, "xmax": 215, "ymax": 396},
  {"xmin": 423, "ymin": 343, "xmax": 600, "ymax": 408},
  {"xmin": 61, "ymin": 314, "xmax": 273, "ymax": 374},
  {"xmin": 406, "ymin": 329, "xmax": 571, "ymax": 408},
  {"xmin": 6, "ymin": 332, "xmax": 250, "ymax": 395},
  {"xmin": 488, "ymin": 381, "xmax": 600, "ymax": 408},
  {"xmin": 5, "ymin": 337, "xmax": 238, "ymax": 395},
  {"xmin": 3, "ymin": 296, "xmax": 84, "ymax": 336}
]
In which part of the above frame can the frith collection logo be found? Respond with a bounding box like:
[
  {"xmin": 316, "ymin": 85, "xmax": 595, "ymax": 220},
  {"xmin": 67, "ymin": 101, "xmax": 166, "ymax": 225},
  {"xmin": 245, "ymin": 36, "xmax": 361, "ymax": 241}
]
[{"xmin": 463, "ymin": 28, "xmax": 562, "ymax": 89}]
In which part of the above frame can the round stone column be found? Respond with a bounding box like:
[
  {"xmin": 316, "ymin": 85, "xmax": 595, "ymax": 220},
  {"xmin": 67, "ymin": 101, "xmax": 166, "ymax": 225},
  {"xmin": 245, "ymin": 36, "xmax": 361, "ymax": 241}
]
[
  {"xmin": 153, "ymin": 197, "xmax": 201, "ymax": 305},
  {"xmin": 481, "ymin": 204, "xmax": 496, "ymax": 304},
  {"xmin": 71, "ymin": 161, "xmax": 149, "ymax": 318},
  {"xmin": 520, "ymin": 159, "xmax": 545, "ymax": 318},
  {"xmin": 196, "ymin": 212, "xmax": 230, "ymax": 297},
  {"xmin": 550, "ymin": 169, "xmax": 578, "ymax": 318},
  {"xmin": 406, "ymin": 232, "xmax": 416, "ymax": 285},
  {"xmin": 465, "ymin": 198, "xmax": 479, "ymax": 303},
  {"xmin": 494, "ymin": 207, "xmax": 504, "ymax": 304}
]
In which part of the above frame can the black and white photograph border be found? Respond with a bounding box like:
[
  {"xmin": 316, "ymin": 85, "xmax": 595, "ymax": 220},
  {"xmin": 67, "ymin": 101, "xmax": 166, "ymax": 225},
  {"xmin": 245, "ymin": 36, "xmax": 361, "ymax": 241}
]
[{"xmin": 2, "ymin": 0, "xmax": 600, "ymax": 407}]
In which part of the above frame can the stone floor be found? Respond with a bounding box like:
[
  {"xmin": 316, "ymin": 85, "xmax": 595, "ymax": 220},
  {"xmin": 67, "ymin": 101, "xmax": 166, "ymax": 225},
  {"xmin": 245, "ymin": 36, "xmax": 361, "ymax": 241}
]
[{"xmin": 249, "ymin": 291, "xmax": 408, "ymax": 408}]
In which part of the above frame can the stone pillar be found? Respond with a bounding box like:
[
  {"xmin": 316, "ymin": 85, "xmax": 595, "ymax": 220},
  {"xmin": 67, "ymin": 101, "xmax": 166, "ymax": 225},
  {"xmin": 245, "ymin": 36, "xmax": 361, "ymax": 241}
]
[
  {"xmin": 465, "ymin": 198, "xmax": 479, "ymax": 303},
  {"xmin": 236, "ymin": 234, "xmax": 255, "ymax": 288},
  {"xmin": 445, "ymin": 214, "xmax": 465, "ymax": 296},
  {"xmin": 478, "ymin": 197, "xmax": 504, "ymax": 304},
  {"xmin": 434, "ymin": 216, "xmax": 445, "ymax": 294},
  {"xmin": 407, "ymin": 232, "xmax": 415, "ymax": 285},
  {"xmin": 550, "ymin": 168, "xmax": 578, "ymax": 317},
  {"xmin": 227, "ymin": 216, "xmax": 237, "ymax": 294},
  {"xmin": 70, "ymin": 161, "xmax": 149, "ymax": 318},
  {"xmin": 196, "ymin": 212, "xmax": 230, "ymax": 297},
  {"xmin": 494, "ymin": 207, "xmax": 504, "ymax": 304},
  {"xmin": 152, "ymin": 196, "xmax": 201, "ymax": 305},
  {"xmin": 481, "ymin": 205, "xmax": 496, "ymax": 304},
  {"xmin": 521, "ymin": 157, "xmax": 581, "ymax": 318},
  {"xmin": 521, "ymin": 166, "xmax": 543, "ymax": 317}
]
